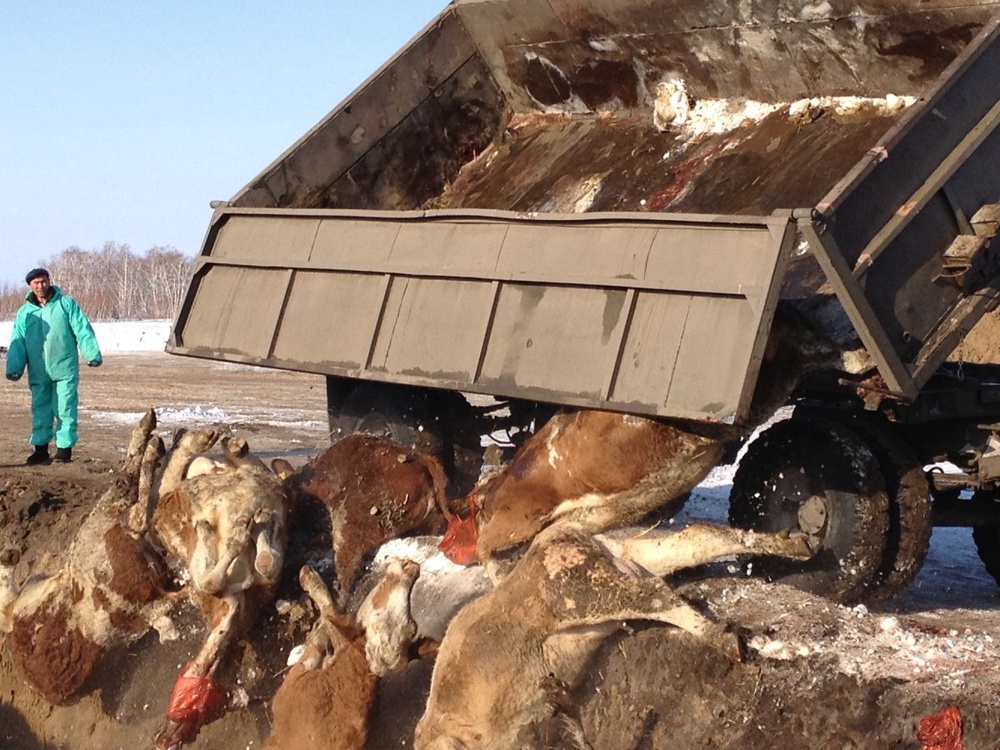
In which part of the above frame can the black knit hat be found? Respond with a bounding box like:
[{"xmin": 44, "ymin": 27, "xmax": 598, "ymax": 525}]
[{"xmin": 25, "ymin": 268, "xmax": 49, "ymax": 284}]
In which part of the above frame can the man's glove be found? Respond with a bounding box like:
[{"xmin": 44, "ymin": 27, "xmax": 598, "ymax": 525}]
[
  {"xmin": 88, "ymin": 360, "xmax": 101, "ymax": 368},
  {"xmin": 6, "ymin": 373, "xmax": 21, "ymax": 381}
]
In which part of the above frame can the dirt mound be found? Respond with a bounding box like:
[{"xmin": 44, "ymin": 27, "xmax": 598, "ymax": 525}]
[
  {"xmin": 950, "ymin": 306, "xmax": 1000, "ymax": 364},
  {"xmin": 0, "ymin": 470, "xmax": 107, "ymax": 574},
  {"xmin": 581, "ymin": 578, "xmax": 1000, "ymax": 748}
]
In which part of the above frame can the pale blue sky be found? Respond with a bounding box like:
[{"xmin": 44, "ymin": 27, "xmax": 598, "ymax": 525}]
[{"xmin": 0, "ymin": 1, "xmax": 447, "ymax": 286}]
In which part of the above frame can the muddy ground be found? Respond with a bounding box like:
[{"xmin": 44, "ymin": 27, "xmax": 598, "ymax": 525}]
[{"xmin": 1, "ymin": 351, "xmax": 1000, "ymax": 749}]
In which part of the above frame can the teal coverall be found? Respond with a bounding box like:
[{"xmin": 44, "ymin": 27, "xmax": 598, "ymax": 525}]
[{"xmin": 5, "ymin": 286, "xmax": 102, "ymax": 449}]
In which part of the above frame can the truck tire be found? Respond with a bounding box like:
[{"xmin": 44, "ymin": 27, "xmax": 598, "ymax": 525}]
[
  {"xmin": 972, "ymin": 518, "xmax": 1000, "ymax": 586},
  {"xmin": 835, "ymin": 415, "xmax": 932, "ymax": 604},
  {"xmin": 329, "ymin": 382, "xmax": 444, "ymax": 457},
  {"xmin": 728, "ymin": 417, "xmax": 889, "ymax": 605}
]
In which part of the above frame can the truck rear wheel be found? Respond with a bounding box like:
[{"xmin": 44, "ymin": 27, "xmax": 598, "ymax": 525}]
[
  {"xmin": 972, "ymin": 513, "xmax": 1000, "ymax": 586},
  {"xmin": 330, "ymin": 382, "xmax": 444, "ymax": 457},
  {"xmin": 835, "ymin": 415, "xmax": 932, "ymax": 604},
  {"xmin": 728, "ymin": 417, "xmax": 889, "ymax": 605}
]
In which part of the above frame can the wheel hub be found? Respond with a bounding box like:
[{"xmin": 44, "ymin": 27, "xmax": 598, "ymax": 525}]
[
  {"xmin": 356, "ymin": 413, "xmax": 393, "ymax": 439},
  {"xmin": 797, "ymin": 495, "xmax": 828, "ymax": 537}
]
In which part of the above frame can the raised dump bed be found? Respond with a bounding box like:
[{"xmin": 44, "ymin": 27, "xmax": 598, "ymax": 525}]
[{"xmin": 172, "ymin": 0, "xmax": 1000, "ymax": 425}]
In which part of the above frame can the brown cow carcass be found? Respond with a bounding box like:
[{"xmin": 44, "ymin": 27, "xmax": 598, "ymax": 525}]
[
  {"xmin": 148, "ymin": 428, "xmax": 292, "ymax": 750},
  {"xmin": 0, "ymin": 409, "xmax": 178, "ymax": 705},
  {"xmin": 266, "ymin": 529, "xmax": 495, "ymax": 749},
  {"xmin": 266, "ymin": 564, "xmax": 377, "ymax": 750},
  {"xmin": 266, "ymin": 560, "xmax": 428, "ymax": 750},
  {"xmin": 441, "ymin": 302, "xmax": 873, "ymax": 569},
  {"xmin": 415, "ymin": 522, "xmax": 815, "ymax": 749},
  {"xmin": 285, "ymin": 433, "xmax": 450, "ymax": 605},
  {"xmin": 466, "ymin": 409, "xmax": 727, "ymax": 567}
]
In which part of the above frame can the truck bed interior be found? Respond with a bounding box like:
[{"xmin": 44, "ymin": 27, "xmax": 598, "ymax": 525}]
[{"xmin": 233, "ymin": 0, "xmax": 999, "ymax": 216}]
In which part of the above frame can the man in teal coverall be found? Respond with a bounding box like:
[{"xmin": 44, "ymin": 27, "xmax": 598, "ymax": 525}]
[{"xmin": 5, "ymin": 268, "xmax": 103, "ymax": 464}]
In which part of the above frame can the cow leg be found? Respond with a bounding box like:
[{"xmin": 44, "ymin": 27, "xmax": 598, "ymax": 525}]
[
  {"xmin": 252, "ymin": 509, "xmax": 283, "ymax": 584},
  {"xmin": 191, "ymin": 517, "xmax": 250, "ymax": 594},
  {"xmin": 188, "ymin": 593, "xmax": 241, "ymax": 678},
  {"xmin": 190, "ymin": 520, "xmax": 224, "ymax": 593},
  {"xmin": 599, "ymin": 523, "xmax": 814, "ymax": 578},
  {"xmin": 543, "ymin": 443, "xmax": 724, "ymax": 533},
  {"xmin": 154, "ymin": 594, "xmax": 241, "ymax": 749},
  {"xmin": 300, "ymin": 565, "xmax": 336, "ymax": 615},
  {"xmin": 0, "ymin": 548, "xmax": 21, "ymax": 634},
  {"xmin": 539, "ymin": 532, "xmax": 745, "ymax": 661},
  {"xmin": 222, "ymin": 435, "xmax": 270, "ymax": 472},
  {"xmin": 127, "ymin": 436, "xmax": 165, "ymax": 534},
  {"xmin": 297, "ymin": 566, "xmax": 343, "ymax": 670},
  {"xmin": 551, "ymin": 577, "xmax": 742, "ymax": 662},
  {"xmin": 122, "ymin": 408, "xmax": 158, "ymax": 475},
  {"xmin": 299, "ymin": 565, "xmax": 361, "ymax": 652},
  {"xmin": 643, "ymin": 600, "xmax": 743, "ymax": 661},
  {"xmin": 253, "ymin": 526, "xmax": 280, "ymax": 584},
  {"xmin": 298, "ymin": 621, "xmax": 336, "ymax": 671},
  {"xmin": 109, "ymin": 410, "xmax": 158, "ymax": 518},
  {"xmin": 156, "ymin": 427, "xmax": 220, "ymax": 498}
]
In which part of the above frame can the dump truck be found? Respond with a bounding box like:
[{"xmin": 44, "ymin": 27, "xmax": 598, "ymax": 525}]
[{"xmin": 169, "ymin": 0, "xmax": 1000, "ymax": 604}]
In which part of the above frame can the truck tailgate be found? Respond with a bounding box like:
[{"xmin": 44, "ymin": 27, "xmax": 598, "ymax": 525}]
[{"xmin": 169, "ymin": 209, "xmax": 794, "ymax": 423}]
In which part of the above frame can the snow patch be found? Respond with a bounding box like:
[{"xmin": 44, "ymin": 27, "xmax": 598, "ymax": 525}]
[
  {"xmin": 0, "ymin": 318, "xmax": 171, "ymax": 352},
  {"xmin": 651, "ymin": 78, "xmax": 916, "ymax": 141}
]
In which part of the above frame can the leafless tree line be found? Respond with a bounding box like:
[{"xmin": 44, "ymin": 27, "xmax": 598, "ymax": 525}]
[{"xmin": 0, "ymin": 243, "xmax": 194, "ymax": 320}]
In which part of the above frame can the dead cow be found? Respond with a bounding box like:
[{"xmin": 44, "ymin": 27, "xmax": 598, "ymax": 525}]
[
  {"xmin": 441, "ymin": 302, "xmax": 872, "ymax": 567},
  {"xmin": 0, "ymin": 410, "xmax": 177, "ymax": 704},
  {"xmin": 349, "ymin": 536, "xmax": 494, "ymax": 654},
  {"xmin": 416, "ymin": 522, "xmax": 814, "ymax": 749},
  {"xmin": 148, "ymin": 428, "xmax": 292, "ymax": 749},
  {"xmin": 356, "ymin": 557, "xmax": 422, "ymax": 676},
  {"xmin": 267, "ymin": 553, "xmax": 439, "ymax": 749},
  {"xmin": 266, "ymin": 566, "xmax": 387, "ymax": 750},
  {"xmin": 287, "ymin": 433, "xmax": 449, "ymax": 604},
  {"xmin": 462, "ymin": 410, "xmax": 727, "ymax": 566}
]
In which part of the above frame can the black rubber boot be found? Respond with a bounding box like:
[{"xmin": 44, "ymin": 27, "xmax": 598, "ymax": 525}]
[
  {"xmin": 54, "ymin": 447, "xmax": 73, "ymax": 463},
  {"xmin": 25, "ymin": 444, "xmax": 50, "ymax": 465}
]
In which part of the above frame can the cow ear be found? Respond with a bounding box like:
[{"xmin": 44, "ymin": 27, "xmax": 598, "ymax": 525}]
[{"xmin": 171, "ymin": 427, "xmax": 187, "ymax": 448}]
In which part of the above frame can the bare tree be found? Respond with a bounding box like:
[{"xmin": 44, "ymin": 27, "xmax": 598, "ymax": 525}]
[
  {"xmin": 1, "ymin": 245, "xmax": 194, "ymax": 321},
  {"xmin": 144, "ymin": 247, "xmax": 193, "ymax": 318}
]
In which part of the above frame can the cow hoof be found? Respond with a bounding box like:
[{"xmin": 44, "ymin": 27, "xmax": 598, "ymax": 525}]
[
  {"xmin": 0, "ymin": 548, "xmax": 21, "ymax": 567},
  {"xmin": 254, "ymin": 549, "xmax": 279, "ymax": 581},
  {"xmin": 271, "ymin": 458, "xmax": 294, "ymax": 479},
  {"xmin": 776, "ymin": 528, "xmax": 816, "ymax": 559},
  {"xmin": 788, "ymin": 529, "xmax": 817, "ymax": 559},
  {"xmin": 722, "ymin": 627, "xmax": 747, "ymax": 663}
]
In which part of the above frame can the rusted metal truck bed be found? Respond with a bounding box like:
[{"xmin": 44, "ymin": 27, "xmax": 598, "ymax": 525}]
[
  {"xmin": 169, "ymin": 0, "xmax": 1000, "ymax": 425},
  {"xmin": 170, "ymin": 209, "xmax": 793, "ymax": 422}
]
